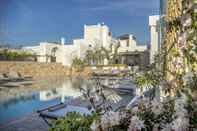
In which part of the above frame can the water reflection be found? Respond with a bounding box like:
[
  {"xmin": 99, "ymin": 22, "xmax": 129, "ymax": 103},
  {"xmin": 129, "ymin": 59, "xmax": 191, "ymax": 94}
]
[
  {"xmin": 0, "ymin": 77, "xmax": 97, "ymax": 122},
  {"xmin": 1, "ymin": 94, "xmax": 37, "ymax": 109},
  {"xmin": 39, "ymin": 80, "xmax": 82, "ymax": 102}
]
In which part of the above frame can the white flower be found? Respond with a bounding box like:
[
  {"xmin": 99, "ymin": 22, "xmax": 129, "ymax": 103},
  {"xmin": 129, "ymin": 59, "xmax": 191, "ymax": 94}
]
[
  {"xmin": 128, "ymin": 116, "xmax": 145, "ymax": 130},
  {"xmin": 170, "ymin": 98, "xmax": 189, "ymax": 131},
  {"xmin": 90, "ymin": 121, "xmax": 99, "ymax": 131},
  {"xmin": 181, "ymin": 14, "xmax": 192, "ymax": 27},
  {"xmin": 132, "ymin": 106, "xmax": 139, "ymax": 114},
  {"xmin": 171, "ymin": 117, "xmax": 189, "ymax": 131},
  {"xmin": 174, "ymin": 98, "xmax": 187, "ymax": 117},
  {"xmin": 151, "ymin": 98, "xmax": 163, "ymax": 115},
  {"xmin": 161, "ymin": 123, "xmax": 173, "ymax": 131},
  {"xmin": 141, "ymin": 97, "xmax": 151, "ymax": 108},
  {"xmin": 178, "ymin": 32, "xmax": 187, "ymax": 49},
  {"xmin": 100, "ymin": 111, "xmax": 121, "ymax": 130}
]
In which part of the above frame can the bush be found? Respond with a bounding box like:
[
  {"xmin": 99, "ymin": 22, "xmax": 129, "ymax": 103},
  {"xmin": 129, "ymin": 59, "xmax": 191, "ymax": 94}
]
[
  {"xmin": 72, "ymin": 57, "xmax": 85, "ymax": 72},
  {"xmin": 49, "ymin": 112, "xmax": 97, "ymax": 131},
  {"xmin": 0, "ymin": 49, "xmax": 32, "ymax": 60}
]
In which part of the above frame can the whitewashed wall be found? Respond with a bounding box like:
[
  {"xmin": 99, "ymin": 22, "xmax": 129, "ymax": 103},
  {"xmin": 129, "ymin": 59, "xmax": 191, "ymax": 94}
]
[
  {"xmin": 84, "ymin": 23, "xmax": 111, "ymax": 48},
  {"xmin": 73, "ymin": 39, "xmax": 89, "ymax": 59},
  {"xmin": 61, "ymin": 45, "xmax": 78, "ymax": 66},
  {"xmin": 118, "ymin": 35, "xmax": 147, "ymax": 53}
]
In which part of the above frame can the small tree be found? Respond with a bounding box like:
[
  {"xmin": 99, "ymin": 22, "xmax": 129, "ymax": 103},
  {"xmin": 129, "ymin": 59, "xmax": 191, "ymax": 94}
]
[
  {"xmin": 72, "ymin": 57, "xmax": 85, "ymax": 72},
  {"xmin": 85, "ymin": 39, "xmax": 120, "ymax": 66}
]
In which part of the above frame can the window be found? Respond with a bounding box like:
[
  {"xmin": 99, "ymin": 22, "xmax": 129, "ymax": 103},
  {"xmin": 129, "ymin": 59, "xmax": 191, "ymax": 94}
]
[{"xmin": 108, "ymin": 32, "xmax": 111, "ymax": 36}]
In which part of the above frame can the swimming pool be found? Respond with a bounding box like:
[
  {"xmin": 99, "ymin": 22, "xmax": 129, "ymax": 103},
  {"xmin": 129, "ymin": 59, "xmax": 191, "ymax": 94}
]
[
  {"xmin": 0, "ymin": 78, "xmax": 84, "ymax": 122},
  {"xmin": 0, "ymin": 77, "xmax": 134, "ymax": 123}
]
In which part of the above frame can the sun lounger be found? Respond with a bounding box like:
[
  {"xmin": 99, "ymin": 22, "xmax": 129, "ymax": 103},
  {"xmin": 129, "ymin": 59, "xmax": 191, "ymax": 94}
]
[
  {"xmin": 37, "ymin": 86, "xmax": 155, "ymax": 127},
  {"xmin": 100, "ymin": 84, "xmax": 134, "ymax": 94}
]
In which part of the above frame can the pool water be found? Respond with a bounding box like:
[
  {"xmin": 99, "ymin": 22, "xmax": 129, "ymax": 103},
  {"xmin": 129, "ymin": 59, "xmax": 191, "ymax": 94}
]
[
  {"xmin": 0, "ymin": 78, "xmax": 85, "ymax": 122},
  {"xmin": 0, "ymin": 77, "xmax": 134, "ymax": 123},
  {"xmin": 0, "ymin": 93, "xmax": 71, "ymax": 122}
]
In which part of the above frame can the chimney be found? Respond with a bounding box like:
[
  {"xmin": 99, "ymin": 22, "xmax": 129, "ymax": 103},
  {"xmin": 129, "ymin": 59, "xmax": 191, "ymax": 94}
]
[
  {"xmin": 97, "ymin": 23, "xmax": 101, "ymax": 26},
  {"xmin": 61, "ymin": 37, "xmax": 65, "ymax": 45}
]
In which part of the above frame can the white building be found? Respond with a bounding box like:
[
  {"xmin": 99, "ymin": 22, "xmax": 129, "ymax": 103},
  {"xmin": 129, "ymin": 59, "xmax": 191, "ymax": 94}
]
[
  {"xmin": 23, "ymin": 23, "xmax": 148, "ymax": 66},
  {"xmin": 149, "ymin": 15, "xmax": 160, "ymax": 64},
  {"xmin": 117, "ymin": 34, "xmax": 147, "ymax": 53},
  {"xmin": 84, "ymin": 23, "xmax": 112, "ymax": 48}
]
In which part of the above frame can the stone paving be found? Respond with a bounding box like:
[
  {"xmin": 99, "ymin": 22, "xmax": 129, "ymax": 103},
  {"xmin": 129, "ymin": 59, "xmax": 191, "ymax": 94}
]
[{"xmin": 0, "ymin": 113, "xmax": 48, "ymax": 131}]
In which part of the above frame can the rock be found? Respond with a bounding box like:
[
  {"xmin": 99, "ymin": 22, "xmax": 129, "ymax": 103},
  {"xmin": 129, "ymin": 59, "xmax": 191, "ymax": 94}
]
[
  {"xmin": 0, "ymin": 73, "xmax": 7, "ymax": 79},
  {"xmin": 7, "ymin": 71, "xmax": 22, "ymax": 79}
]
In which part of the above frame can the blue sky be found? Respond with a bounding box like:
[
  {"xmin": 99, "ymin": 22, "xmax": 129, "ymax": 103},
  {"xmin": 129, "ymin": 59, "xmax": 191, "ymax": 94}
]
[{"xmin": 0, "ymin": 0, "xmax": 159, "ymax": 46}]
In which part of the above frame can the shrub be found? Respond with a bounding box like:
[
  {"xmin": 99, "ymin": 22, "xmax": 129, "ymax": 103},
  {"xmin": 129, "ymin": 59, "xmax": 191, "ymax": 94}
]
[
  {"xmin": 49, "ymin": 112, "xmax": 98, "ymax": 131},
  {"xmin": 0, "ymin": 49, "xmax": 32, "ymax": 60},
  {"xmin": 72, "ymin": 57, "xmax": 85, "ymax": 72}
]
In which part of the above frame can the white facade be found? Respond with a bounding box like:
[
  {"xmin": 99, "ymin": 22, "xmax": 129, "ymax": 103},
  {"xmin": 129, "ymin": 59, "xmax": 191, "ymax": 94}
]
[
  {"xmin": 84, "ymin": 23, "xmax": 111, "ymax": 48},
  {"xmin": 149, "ymin": 15, "xmax": 160, "ymax": 64},
  {"xmin": 62, "ymin": 45, "xmax": 78, "ymax": 66},
  {"xmin": 23, "ymin": 42, "xmax": 64, "ymax": 63},
  {"xmin": 118, "ymin": 34, "xmax": 147, "ymax": 53},
  {"xmin": 23, "ymin": 23, "xmax": 148, "ymax": 66}
]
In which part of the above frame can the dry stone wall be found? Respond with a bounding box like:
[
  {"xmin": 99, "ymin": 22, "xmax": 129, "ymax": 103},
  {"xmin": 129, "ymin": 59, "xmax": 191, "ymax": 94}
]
[{"xmin": 0, "ymin": 61, "xmax": 71, "ymax": 79}]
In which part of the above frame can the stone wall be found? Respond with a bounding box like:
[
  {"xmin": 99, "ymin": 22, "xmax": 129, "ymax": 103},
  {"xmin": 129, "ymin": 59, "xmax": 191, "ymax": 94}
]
[{"xmin": 0, "ymin": 61, "xmax": 71, "ymax": 79}]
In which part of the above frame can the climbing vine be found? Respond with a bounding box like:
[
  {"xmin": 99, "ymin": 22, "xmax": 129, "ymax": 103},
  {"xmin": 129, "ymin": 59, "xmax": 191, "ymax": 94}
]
[{"xmin": 162, "ymin": 0, "xmax": 197, "ymax": 91}]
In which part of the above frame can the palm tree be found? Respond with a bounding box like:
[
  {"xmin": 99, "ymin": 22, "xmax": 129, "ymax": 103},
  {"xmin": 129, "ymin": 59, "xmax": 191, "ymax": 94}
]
[
  {"xmin": 101, "ymin": 46, "xmax": 110, "ymax": 62},
  {"xmin": 101, "ymin": 39, "xmax": 120, "ymax": 64},
  {"xmin": 72, "ymin": 57, "xmax": 85, "ymax": 71},
  {"xmin": 94, "ymin": 49, "xmax": 103, "ymax": 65},
  {"xmin": 85, "ymin": 50, "xmax": 94, "ymax": 65},
  {"xmin": 85, "ymin": 39, "xmax": 121, "ymax": 65},
  {"xmin": 111, "ymin": 40, "xmax": 120, "ymax": 64}
]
